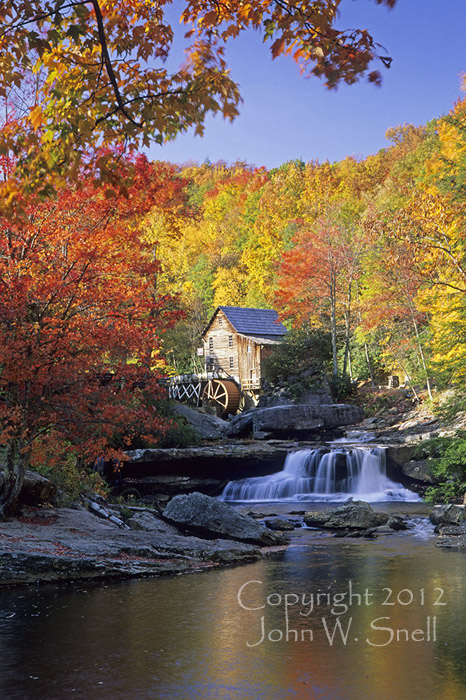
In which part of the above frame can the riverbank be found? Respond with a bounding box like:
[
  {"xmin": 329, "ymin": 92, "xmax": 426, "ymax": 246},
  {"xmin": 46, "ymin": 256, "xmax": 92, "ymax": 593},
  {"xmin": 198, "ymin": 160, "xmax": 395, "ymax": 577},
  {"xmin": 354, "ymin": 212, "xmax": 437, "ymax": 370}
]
[{"xmin": 0, "ymin": 503, "xmax": 287, "ymax": 587}]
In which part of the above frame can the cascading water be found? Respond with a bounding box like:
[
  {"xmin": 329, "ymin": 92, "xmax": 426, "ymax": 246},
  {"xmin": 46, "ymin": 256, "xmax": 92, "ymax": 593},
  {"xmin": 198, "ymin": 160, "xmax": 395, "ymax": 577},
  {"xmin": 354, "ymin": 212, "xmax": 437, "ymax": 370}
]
[{"xmin": 221, "ymin": 447, "xmax": 420, "ymax": 503}]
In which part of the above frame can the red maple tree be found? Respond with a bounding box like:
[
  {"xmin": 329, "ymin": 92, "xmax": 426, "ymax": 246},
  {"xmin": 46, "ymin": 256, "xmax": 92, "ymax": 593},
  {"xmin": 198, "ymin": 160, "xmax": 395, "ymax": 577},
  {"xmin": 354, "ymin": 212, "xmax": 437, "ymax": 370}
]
[{"xmin": 0, "ymin": 155, "xmax": 183, "ymax": 517}]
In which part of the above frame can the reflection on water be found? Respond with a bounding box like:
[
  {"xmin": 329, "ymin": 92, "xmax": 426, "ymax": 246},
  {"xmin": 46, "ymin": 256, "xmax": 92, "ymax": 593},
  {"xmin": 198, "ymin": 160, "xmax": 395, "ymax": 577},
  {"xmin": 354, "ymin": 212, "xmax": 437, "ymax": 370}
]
[{"xmin": 0, "ymin": 521, "xmax": 465, "ymax": 700}]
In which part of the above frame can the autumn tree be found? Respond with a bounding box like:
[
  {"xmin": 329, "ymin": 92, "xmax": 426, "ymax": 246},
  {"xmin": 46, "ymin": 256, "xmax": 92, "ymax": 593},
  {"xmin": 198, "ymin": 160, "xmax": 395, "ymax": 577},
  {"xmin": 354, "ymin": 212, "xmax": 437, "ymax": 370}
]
[
  {"xmin": 276, "ymin": 210, "xmax": 365, "ymax": 377},
  {"xmin": 0, "ymin": 156, "xmax": 181, "ymax": 517},
  {"xmin": 0, "ymin": 0, "xmax": 396, "ymax": 199}
]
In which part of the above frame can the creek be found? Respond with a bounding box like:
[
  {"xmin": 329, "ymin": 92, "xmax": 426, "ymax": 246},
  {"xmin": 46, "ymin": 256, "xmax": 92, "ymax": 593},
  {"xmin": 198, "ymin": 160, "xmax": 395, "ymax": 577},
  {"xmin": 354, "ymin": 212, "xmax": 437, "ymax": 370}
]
[
  {"xmin": 1, "ymin": 443, "xmax": 464, "ymax": 700},
  {"xmin": 0, "ymin": 502, "xmax": 465, "ymax": 700}
]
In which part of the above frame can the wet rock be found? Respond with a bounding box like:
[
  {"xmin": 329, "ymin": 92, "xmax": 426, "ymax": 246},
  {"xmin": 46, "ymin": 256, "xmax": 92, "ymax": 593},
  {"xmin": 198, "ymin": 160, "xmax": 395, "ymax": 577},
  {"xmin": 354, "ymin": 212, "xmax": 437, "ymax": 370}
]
[
  {"xmin": 387, "ymin": 515, "xmax": 408, "ymax": 531},
  {"xmin": 264, "ymin": 517, "xmax": 296, "ymax": 531},
  {"xmin": 304, "ymin": 501, "xmax": 389, "ymax": 530},
  {"xmin": 334, "ymin": 527, "xmax": 379, "ymax": 539},
  {"xmin": 438, "ymin": 524, "xmax": 466, "ymax": 536},
  {"xmin": 436, "ymin": 533, "xmax": 466, "ymax": 549},
  {"xmin": 0, "ymin": 506, "xmax": 265, "ymax": 586},
  {"xmin": 163, "ymin": 492, "xmax": 288, "ymax": 545},
  {"xmin": 429, "ymin": 504, "xmax": 466, "ymax": 528}
]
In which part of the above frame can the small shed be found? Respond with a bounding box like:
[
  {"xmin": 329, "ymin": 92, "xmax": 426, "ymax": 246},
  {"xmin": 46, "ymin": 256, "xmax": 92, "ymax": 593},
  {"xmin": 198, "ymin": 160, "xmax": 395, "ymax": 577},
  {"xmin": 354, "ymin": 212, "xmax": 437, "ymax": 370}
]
[{"xmin": 202, "ymin": 306, "xmax": 287, "ymax": 391}]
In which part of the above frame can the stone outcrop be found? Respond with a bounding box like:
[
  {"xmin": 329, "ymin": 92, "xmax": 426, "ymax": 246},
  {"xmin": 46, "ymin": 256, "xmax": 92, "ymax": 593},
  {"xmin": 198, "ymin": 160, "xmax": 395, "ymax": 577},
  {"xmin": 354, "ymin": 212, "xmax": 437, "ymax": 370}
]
[
  {"xmin": 385, "ymin": 445, "xmax": 420, "ymax": 467},
  {"xmin": 251, "ymin": 403, "xmax": 364, "ymax": 436},
  {"xmin": 123, "ymin": 443, "xmax": 291, "ymax": 480},
  {"xmin": 171, "ymin": 403, "xmax": 227, "ymax": 440},
  {"xmin": 0, "ymin": 503, "xmax": 275, "ymax": 586},
  {"xmin": 0, "ymin": 469, "xmax": 63, "ymax": 507},
  {"xmin": 121, "ymin": 475, "xmax": 228, "ymax": 498},
  {"xmin": 401, "ymin": 459, "xmax": 440, "ymax": 484},
  {"xmin": 304, "ymin": 501, "xmax": 389, "ymax": 531},
  {"xmin": 430, "ymin": 504, "xmax": 466, "ymax": 528},
  {"xmin": 225, "ymin": 403, "xmax": 364, "ymax": 439},
  {"xmin": 163, "ymin": 491, "xmax": 288, "ymax": 545}
]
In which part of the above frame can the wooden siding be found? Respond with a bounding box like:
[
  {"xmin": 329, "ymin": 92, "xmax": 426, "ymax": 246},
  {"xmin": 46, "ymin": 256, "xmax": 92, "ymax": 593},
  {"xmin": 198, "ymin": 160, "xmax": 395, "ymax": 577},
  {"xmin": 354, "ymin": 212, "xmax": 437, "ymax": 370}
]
[
  {"xmin": 202, "ymin": 307, "xmax": 283, "ymax": 390},
  {"xmin": 203, "ymin": 310, "xmax": 240, "ymax": 382}
]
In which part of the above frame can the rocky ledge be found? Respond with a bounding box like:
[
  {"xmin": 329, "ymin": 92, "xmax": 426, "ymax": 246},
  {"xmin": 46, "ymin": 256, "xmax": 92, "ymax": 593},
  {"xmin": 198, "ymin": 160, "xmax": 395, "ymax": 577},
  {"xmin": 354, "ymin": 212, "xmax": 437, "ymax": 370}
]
[{"xmin": 0, "ymin": 493, "xmax": 289, "ymax": 587}]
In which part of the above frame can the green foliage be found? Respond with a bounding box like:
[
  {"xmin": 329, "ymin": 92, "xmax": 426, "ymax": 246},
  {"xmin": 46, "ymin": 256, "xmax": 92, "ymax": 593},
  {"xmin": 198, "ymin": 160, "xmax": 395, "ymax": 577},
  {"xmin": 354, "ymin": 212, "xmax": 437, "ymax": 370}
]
[
  {"xmin": 328, "ymin": 373, "xmax": 354, "ymax": 402},
  {"xmin": 262, "ymin": 327, "xmax": 332, "ymax": 385},
  {"xmin": 418, "ymin": 432, "xmax": 466, "ymax": 503},
  {"xmin": 150, "ymin": 399, "xmax": 202, "ymax": 448},
  {"xmin": 157, "ymin": 418, "xmax": 202, "ymax": 448},
  {"xmin": 31, "ymin": 443, "xmax": 109, "ymax": 504}
]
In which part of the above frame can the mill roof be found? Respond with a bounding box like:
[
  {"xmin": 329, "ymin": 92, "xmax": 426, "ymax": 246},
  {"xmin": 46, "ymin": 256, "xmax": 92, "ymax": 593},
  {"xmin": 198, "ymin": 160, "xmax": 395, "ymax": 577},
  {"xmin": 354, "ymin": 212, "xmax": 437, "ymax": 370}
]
[{"xmin": 203, "ymin": 306, "xmax": 287, "ymax": 338}]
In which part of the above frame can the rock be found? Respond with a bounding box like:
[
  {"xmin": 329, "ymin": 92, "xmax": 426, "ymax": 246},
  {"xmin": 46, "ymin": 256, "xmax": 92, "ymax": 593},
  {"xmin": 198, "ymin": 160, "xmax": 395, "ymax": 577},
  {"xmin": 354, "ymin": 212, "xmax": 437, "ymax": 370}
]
[
  {"xmin": 429, "ymin": 504, "xmax": 466, "ymax": 527},
  {"xmin": 7, "ymin": 470, "xmax": 59, "ymax": 507},
  {"xmin": 436, "ymin": 534, "xmax": 466, "ymax": 549},
  {"xmin": 252, "ymin": 431, "xmax": 274, "ymax": 440},
  {"xmin": 402, "ymin": 459, "xmax": 440, "ymax": 484},
  {"xmin": 225, "ymin": 412, "xmax": 254, "ymax": 437},
  {"xmin": 126, "ymin": 510, "xmax": 180, "ymax": 535},
  {"xmin": 171, "ymin": 403, "xmax": 227, "ymax": 440},
  {"xmin": 304, "ymin": 501, "xmax": 389, "ymax": 530},
  {"xmin": 264, "ymin": 517, "xmax": 296, "ymax": 531},
  {"xmin": 438, "ymin": 524, "xmax": 466, "ymax": 536},
  {"xmin": 251, "ymin": 404, "xmax": 364, "ymax": 436},
  {"xmin": 387, "ymin": 515, "xmax": 408, "ymax": 531},
  {"xmin": 163, "ymin": 492, "xmax": 288, "ymax": 545},
  {"xmin": 121, "ymin": 475, "xmax": 228, "ymax": 497},
  {"xmin": 123, "ymin": 443, "xmax": 289, "ymax": 481},
  {"xmin": 0, "ymin": 506, "xmax": 266, "ymax": 586},
  {"xmin": 386, "ymin": 444, "xmax": 420, "ymax": 467},
  {"xmin": 84, "ymin": 498, "xmax": 129, "ymax": 529}
]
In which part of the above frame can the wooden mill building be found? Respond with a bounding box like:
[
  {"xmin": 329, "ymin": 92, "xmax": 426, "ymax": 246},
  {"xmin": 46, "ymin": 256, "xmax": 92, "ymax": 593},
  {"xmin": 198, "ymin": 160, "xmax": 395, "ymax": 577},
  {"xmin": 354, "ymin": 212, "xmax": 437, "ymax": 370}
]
[{"xmin": 202, "ymin": 306, "xmax": 287, "ymax": 392}]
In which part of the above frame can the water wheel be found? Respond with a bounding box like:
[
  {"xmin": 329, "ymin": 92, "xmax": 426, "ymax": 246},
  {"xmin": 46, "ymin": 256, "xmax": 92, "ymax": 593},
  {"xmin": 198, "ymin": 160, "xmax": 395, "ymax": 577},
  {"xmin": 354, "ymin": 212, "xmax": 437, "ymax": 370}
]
[{"xmin": 202, "ymin": 379, "xmax": 241, "ymax": 417}]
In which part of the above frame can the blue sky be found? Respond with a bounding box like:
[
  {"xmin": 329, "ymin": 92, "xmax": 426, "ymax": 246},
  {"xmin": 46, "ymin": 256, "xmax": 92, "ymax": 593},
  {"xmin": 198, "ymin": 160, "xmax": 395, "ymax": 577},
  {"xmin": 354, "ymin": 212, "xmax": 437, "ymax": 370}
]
[{"xmin": 150, "ymin": 0, "xmax": 466, "ymax": 168}]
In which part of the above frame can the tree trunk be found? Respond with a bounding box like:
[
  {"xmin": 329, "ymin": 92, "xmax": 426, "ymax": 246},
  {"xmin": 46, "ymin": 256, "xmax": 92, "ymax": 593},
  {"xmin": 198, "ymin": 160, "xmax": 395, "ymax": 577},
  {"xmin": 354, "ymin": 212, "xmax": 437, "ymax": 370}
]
[
  {"xmin": 342, "ymin": 282, "xmax": 352, "ymax": 376},
  {"xmin": 409, "ymin": 304, "xmax": 433, "ymax": 401},
  {"xmin": 0, "ymin": 440, "xmax": 28, "ymax": 520},
  {"xmin": 330, "ymin": 276, "xmax": 338, "ymax": 376},
  {"xmin": 364, "ymin": 342, "xmax": 376, "ymax": 387}
]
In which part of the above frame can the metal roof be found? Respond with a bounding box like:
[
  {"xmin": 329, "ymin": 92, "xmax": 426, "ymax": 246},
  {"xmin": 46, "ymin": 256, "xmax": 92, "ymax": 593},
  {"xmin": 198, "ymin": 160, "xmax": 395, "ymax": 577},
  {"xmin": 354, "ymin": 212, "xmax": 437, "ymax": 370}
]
[{"xmin": 203, "ymin": 306, "xmax": 287, "ymax": 337}]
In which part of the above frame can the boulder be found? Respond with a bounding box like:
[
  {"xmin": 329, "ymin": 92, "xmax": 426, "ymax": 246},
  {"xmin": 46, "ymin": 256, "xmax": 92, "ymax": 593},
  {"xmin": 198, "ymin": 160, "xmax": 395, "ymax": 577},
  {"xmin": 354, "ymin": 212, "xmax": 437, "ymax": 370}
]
[
  {"xmin": 402, "ymin": 459, "xmax": 440, "ymax": 484},
  {"xmin": 264, "ymin": 517, "xmax": 296, "ymax": 531},
  {"xmin": 171, "ymin": 403, "xmax": 227, "ymax": 440},
  {"xmin": 163, "ymin": 492, "xmax": 287, "ymax": 545},
  {"xmin": 387, "ymin": 515, "xmax": 408, "ymax": 531},
  {"xmin": 251, "ymin": 404, "xmax": 364, "ymax": 436},
  {"xmin": 0, "ymin": 470, "xmax": 60, "ymax": 507},
  {"xmin": 429, "ymin": 504, "xmax": 466, "ymax": 527},
  {"xmin": 386, "ymin": 444, "xmax": 420, "ymax": 467},
  {"xmin": 304, "ymin": 501, "xmax": 389, "ymax": 530}
]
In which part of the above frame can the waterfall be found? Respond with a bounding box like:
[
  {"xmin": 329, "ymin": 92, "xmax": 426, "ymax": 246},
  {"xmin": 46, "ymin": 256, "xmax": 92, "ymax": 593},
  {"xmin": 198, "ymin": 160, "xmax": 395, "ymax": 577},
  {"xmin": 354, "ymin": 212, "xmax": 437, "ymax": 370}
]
[{"xmin": 221, "ymin": 447, "xmax": 420, "ymax": 503}]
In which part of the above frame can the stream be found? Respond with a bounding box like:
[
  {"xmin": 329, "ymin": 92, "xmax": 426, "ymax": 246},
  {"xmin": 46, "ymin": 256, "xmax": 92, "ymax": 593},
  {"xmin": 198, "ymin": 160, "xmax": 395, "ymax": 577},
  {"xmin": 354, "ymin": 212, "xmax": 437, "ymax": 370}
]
[{"xmin": 0, "ymin": 502, "xmax": 465, "ymax": 700}]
